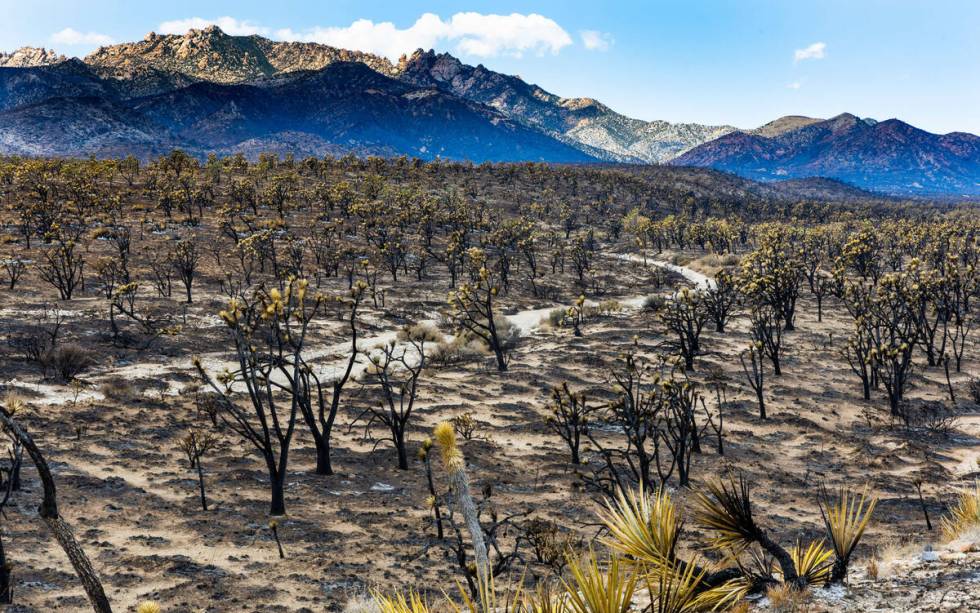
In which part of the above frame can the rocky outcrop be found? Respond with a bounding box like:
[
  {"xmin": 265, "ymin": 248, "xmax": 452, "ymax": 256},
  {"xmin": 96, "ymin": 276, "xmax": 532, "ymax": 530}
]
[
  {"xmin": 84, "ymin": 26, "xmax": 397, "ymax": 96},
  {"xmin": 0, "ymin": 47, "xmax": 66, "ymax": 67}
]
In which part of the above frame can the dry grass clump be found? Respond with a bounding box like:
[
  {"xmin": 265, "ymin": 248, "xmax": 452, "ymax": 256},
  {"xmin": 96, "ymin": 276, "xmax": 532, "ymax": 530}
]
[
  {"xmin": 766, "ymin": 583, "xmax": 811, "ymax": 613},
  {"xmin": 343, "ymin": 595, "xmax": 381, "ymax": 613},
  {"xmin": 941, "ymin": 481, "xmax": 980, "ymax": 541}
]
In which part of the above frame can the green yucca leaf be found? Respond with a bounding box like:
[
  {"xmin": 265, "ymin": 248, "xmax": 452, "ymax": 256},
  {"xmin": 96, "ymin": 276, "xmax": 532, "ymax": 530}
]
[
  {"xmin": 818, "ymin": 485, "xmax": 878, "ymax": 582},
  {"xmin": 562, "ymin": 553, "xmax": 637, "ymax": 613},
  {"xmin": 788, "ymin": 539, "xmax": 833, "ymax": 586},
  {"xmin": 598, "ymin": 485, "xmax": 681, "ymax": 568},
  {"xmin": 646, "ymin": 558, "xmax": 709, "ymax": 613}
]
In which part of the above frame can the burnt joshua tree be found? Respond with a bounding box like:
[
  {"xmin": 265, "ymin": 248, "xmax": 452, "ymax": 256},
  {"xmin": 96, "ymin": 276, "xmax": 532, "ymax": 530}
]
[
  {"xmin": 196, "ymin": 278, "xmax": 315, "ymax": 515},
  {"xmin": 178, "ymin": 429, "xmax": 218, "ymax": 511},
  {"xmin": 448, "ymin": 248, "xmax": 510, "ymax": 372},
  {"xmin": 659, "ymin": 287, "xmax": 709, "ymax": 370},
  {"xmin": 173, "ymin": 239, "xmax": 201, "ymax": 303},
  {"xmin": 740, "ymin": 343, "xmax": 767, "ymax": 419},
  {"xmin": 703, "ymin": 270, "xmax": 740, "ymax": 333},
  {"xmin": 355, "ymin": 323, "xmax": 433, "ymax": 469},
  {"xmin": 0, "ymin": 404, "xmax": 112, "ymax": 612},
  {"xmin": 545, "ymin": 382, "xmax": 597, "ymax": 465},
  {"xmin": 750, "ymin": 305, "xmax": 784, "ymax": 376}
]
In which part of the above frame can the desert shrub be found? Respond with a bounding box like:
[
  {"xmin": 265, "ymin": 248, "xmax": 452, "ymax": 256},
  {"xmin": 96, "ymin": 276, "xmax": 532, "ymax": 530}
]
[
  {"xmin": 642, "ymin": 294, "xmax": 666, "ymax": 312},
  {"xmin": 895, "ymin": 401, "xmax": 959, "ymax": 435},
  {"xmin": 766, "ymin": 583, "xmax": 811, "ymax": 613},
  {"xmin": 43, "ymin": 343, "xmax": 95, "ymax": 381},
  {"xmin": 99, "ymin": 378, "xmax": 137, "ymax": 402},
  {"xmin": 547, "ymin": 308, "xmax": 565, "ymax": 328},
  {"xmin": 969, "ymin": 378, "xmax": 980, "ymax": 404},
  {"xmin": 585, "ymin": 299, "xmax": 622, "ymax": 318},
  {"xmin": 524, "ymin": 518, "xmax": 578, "ymax": 572}
]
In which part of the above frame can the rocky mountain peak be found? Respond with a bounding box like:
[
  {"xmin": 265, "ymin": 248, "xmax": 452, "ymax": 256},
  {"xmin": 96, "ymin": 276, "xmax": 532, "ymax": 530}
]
[
  {"xmin": 0, "ymin": 46, "xmax": 67, "ymax": 68},
  {"xmin": 84, "ymin": 26, "xmax": 397, "ymax": 94}
]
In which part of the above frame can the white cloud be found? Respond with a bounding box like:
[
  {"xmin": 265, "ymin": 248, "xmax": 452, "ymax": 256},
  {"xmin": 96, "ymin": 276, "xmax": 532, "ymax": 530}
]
[
  {"xmin": 786, "ymin": 81, "xmax": 802, "ymax": 90},
  {"xmin": 794, "ymin": 42, "xmax": 826, "ymax": 62},
  {"xmin": 158, "ymin": 16, "xmax": 269, "ymax": 37},
  {"xmin": 276, "ymin": 12, "xmax": 573, "ymax": 60},
  {"xmin": 50, "ymin": 28, "xmax": 114, "ymax": 47},
  {"xmin": 580, "ymin": 30, "xmax": 613, "ymax": 51}
]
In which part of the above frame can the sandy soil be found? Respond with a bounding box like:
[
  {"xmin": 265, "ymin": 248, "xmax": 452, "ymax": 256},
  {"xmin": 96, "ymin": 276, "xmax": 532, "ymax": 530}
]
[{"xmin": 1, "ymin": 248, "xmax": 978, "ymax": 612}]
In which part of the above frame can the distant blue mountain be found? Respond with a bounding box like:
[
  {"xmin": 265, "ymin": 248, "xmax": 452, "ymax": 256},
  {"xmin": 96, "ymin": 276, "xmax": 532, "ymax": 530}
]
[{"xmin": 673, "ymin": 113, "xmax": 980, "ymax": 196}]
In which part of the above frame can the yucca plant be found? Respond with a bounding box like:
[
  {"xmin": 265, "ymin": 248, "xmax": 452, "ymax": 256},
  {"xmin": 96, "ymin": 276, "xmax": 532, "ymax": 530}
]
[
  {"xmin": 374, "ymin": 591, "xmax": 432, "ymax": 613},
  {"xmin": 646, "ymin": 559, "xmax": 707, "ymax": 613},
  {"xmin": 694, "ymin": 575, "xmax": 752, "ymax": 612},
  {"xmin": 695, "ymin": 475, "xmax": 800, "ymax": 585},
  {"xmin": 598, "ymin": 485, "xmax": 680, "ymax": 568},
  {"xmin": 787, "ymin": 540, "xmax": 833, "ymax": 586},
  {"xmin": 136, "ymin": 602, "xmax": 162, "ymax": 613},
  {"xmin": 940, "ymin": 480, "xmax": 980, "ymax": 541},
  {"xmin": 818, "ymin": 486, "xmax": 878, "ymax": 584},
  {"xmin": 694, "ymin": 476, "xmax": 762, "ymax": 555},
  {"xmin": 521, "ymin": 583, "xmax": 569, "ymax": 613},
  {"xmin": 562, "ymin": 553, "xmax": 637, "ymax": 613}
]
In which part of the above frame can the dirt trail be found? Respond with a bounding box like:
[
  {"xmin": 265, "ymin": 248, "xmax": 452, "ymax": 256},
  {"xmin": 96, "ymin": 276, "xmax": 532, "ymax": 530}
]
[{"xmin": 5, "ymin": 254, "xmax": 709, "ymax": 405}]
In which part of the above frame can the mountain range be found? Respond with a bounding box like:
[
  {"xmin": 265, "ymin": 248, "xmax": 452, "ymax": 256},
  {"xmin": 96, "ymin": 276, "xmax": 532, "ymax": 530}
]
[{"xmin": 0, "ymin": 26, "xmax": 977, "ymax": 197}]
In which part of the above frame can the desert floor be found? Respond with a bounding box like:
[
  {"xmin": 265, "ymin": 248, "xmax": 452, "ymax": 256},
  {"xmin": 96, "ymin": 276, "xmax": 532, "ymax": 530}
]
[{"xmin": 2, "ymin": 248, "xmax": 978, "ymax": 612}]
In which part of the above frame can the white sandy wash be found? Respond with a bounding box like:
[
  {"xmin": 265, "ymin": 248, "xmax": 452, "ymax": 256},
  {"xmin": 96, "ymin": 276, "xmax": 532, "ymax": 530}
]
[{"xmin": 4, "ymin": 254, "xmax": 712, "ymax": 405}]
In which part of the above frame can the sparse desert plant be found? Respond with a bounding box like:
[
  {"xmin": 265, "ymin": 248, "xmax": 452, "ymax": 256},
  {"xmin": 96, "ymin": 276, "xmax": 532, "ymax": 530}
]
[
  {"xmin": 137, "ymin": 601, "xmax": 162, "ymax": 613},
  {"xmin": 451, "ymin": 412, "xmax": 479, "ymax": 441},
  {"xmin": 177, "ymin": 429, "xmax": 218, "ymax": 510},
  {"xmin": 765, "ymin": 582, "xmax": 810, "ymax": 613},
  {"xmin": 969, "ymin": 378, "xmax": 980, "ymax": 404}
]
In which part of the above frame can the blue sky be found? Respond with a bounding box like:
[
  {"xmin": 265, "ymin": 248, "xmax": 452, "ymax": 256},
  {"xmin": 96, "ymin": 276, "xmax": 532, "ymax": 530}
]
[{"xmin": 2, "ymin": 0, "xmax": 978, "ymax": 134}]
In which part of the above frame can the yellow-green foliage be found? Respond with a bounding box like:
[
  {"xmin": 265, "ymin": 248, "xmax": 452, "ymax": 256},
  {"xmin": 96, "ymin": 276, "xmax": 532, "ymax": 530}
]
[
  {"xmin": 819, "ymin": 487, "xmax": 877, "ymax": 565},
  {"xmin": 598, "ymin": 485, "xmax": 679, "ymax": 567},
  {"xmin": 562, "ymin": 553, "xmax": 636, "ymax": 613}
]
